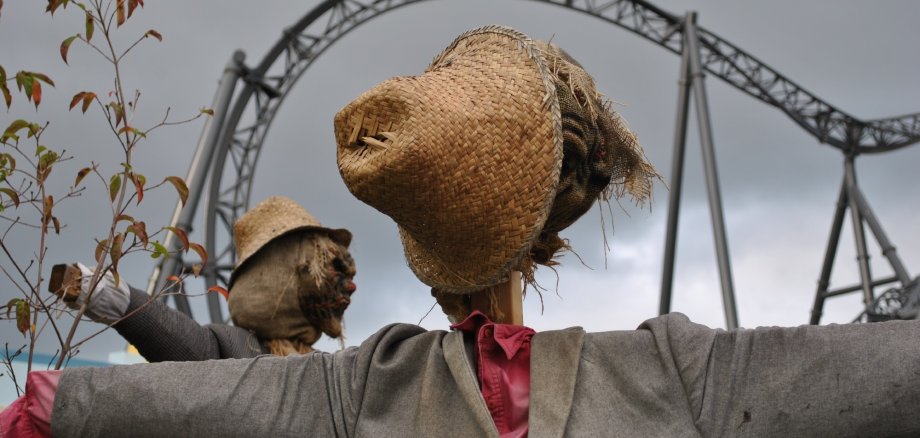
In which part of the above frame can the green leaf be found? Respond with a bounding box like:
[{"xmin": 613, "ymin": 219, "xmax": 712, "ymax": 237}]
[
  {"xmin": 95, "ymin": 238, "xmax": 109, "ymax": 262},
  {"xmin": 0, "ymin": 66, "xmax": 10, "ymax": 108},
  {"xmin": 2, "ymin": 120, "xmax": 39, "ymax": 142},
  {"xmin": 150, "ymin": 241, "xmax": 168, "ymax": 259},
  {"xmin": 110, "ymin": 233, "xmax": 124, "ymax": 266},
  {"xmin": 84, "ymin": 12, "xmax": 94, "ymax": 42},
  {"xmin": 163, "ymin": 176, "xmax": 188, "ymax": 206},
  {"xmin": 109, "ymin": 174, "xmax": 121, "ymax": 201},
  {"xmin": 15, "ymin": 299, "xmax": 29, "ymax": 336}
]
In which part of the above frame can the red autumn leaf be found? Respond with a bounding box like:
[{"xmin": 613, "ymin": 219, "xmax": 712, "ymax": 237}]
[
  {"xmin": 30, "ymin": 72, "xmax": 54, "ymax": 86},
  {"xmin": 163, "ymin": 176, "xmax": 188, "ymax": 206},
  {"xmin": 130, "ymin": 172, "xmax": 144, "ymax": 204},
  {"xmin": 81, "ymin": 92, "xmax": 95, "ymax": 113},
  {"xmin": 189, "ymin": 242, "xmax": 208, "ymax": 267},
  {"xmin": 110, "ymin": 232, "xmax": 124, "ymax": 266},
  {"xmin": 115, "ymin": 213, "xmax": 135, "ymax": 223},
  {"xmin": 74, "ymin": 166, "xmax": 92, "ymax": 187},
  {"xmin": 0, "ymin": 188, "xmax": 19, "ymax": 208},
  {"xmin": 145, "ymin": 29, "xmax": 162, "ymax": 41},
  {"xmin": 208, "ymin": 285, "xmax": 229, "ymax": 301},
  {"xmin": 165, "ymin": 226, "xmax": 189, "ymax": 251},
  {"xmin": 31, "ymin": 80, "xmax": 41, "ymax": 108},
  {"xmin": 115, "ymin": 0, "xmax": 125, "ymax": 26},
  {"xmin": 127, "ymin": 221, "xmax": 148, "ymax": 247},
  {"xmin": 167, "ymin": 275, "xmax": 180, "ymax": 283},
  {"xmin": 69, "ymin": 92, "xmax": 85, "ymax": 110},
  {"xmin": 60, "ymin": 35, "xmax": 79, "ymax": 65},
  {"xmin": 127, "ymin": 0, "xmax": 141, "ymax": 18}
]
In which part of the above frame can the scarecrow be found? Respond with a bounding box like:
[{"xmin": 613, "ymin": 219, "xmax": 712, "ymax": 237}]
[
  {"xmin": 47, "ymin": 195, "xmax": 357, "ymax": 360},
  {"xmin": 4, "ymin": 26, "xmax": 920, "ymax": 438}
]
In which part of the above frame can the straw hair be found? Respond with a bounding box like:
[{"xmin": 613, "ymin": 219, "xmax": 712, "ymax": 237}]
[{"xmin": 231, "ymin": 195, "xmax": 352, "ymax": 285}]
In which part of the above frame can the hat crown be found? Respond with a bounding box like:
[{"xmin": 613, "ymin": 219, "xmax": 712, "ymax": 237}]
[{"xmin": 232, "ymin": 196, "xmax": 351, "ymax": 277}]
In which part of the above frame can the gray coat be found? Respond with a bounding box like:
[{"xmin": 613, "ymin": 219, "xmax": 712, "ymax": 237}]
[
  {"xmin": 51, "ymin": 313, "xmax": 920, "ymax": 437},
  {"xmin": 114, "ymin": 287, "xmax": 267, "ymax": 361}
]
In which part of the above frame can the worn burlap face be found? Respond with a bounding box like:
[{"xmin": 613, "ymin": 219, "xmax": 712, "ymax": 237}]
[{"xmin": 228, "ymin": 231, "xmax": 356, "ymax": 345}]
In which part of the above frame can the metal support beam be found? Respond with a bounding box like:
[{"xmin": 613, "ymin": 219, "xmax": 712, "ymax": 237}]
[
  {"xmin": 146, "ymin": 51, "xmax": 245, "ymax": 322},
  {"xmin": 685, "ymin": 12, "xmax": 739, "ymax": 329},
  {"xmin": 844, "ymin": 155, "xmax": 875, "ymax": 308},
  {"xmin": 847, "ymin": 182, "xmax": 912, "ymax": 285},
  {"xmin": 810, "ymin": 180, "xmax": 848, "ymax": 324},
  {"xmin": 658, "ymin": 34, "xmax": 692, "ymax": 317}
]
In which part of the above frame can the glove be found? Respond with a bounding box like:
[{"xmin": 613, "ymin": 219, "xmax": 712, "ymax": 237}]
[{"xmin": 48, "ymin": 263, "xmax": 130, "ymax": 325}]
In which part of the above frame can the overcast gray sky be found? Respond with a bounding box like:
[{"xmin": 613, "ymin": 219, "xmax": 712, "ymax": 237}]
[{"xmin": 2, "ymin": 0, "xmax": 919, "ymax": 401}]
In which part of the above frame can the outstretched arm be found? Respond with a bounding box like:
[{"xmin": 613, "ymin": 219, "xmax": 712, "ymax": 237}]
[
  {"xmin": 114, "ymin": 286, "xmax": 265, "ymax": 361},
  {"xmin": 653, "ymin": 315, "xmax": 920, "ymax": 437}
]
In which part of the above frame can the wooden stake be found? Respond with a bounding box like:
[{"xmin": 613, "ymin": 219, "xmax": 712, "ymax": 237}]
[{"xmin": 470, "ymin": 271, "xmax": 523, "ymax": 325}]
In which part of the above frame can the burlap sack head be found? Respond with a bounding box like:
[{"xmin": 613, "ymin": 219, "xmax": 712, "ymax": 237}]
[
  {"xmin": 230, "ymin": 195, "xmax": 352, "ymax": 286},
  {"xmin": 228, "ymin": 231, "xmax": 357, "ymax": 343},
  {"xmin": 335, "ymin": 25, "xmax": 657, "ymax": 294}
]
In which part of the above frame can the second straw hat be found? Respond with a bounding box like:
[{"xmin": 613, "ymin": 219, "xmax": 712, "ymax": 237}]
[{"xmin": 231, "ymin": 196, "xmax": 352, "ymax": 284}]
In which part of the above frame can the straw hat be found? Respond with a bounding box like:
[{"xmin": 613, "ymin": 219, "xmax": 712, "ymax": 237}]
[
  {"xmin": 335, "ymin": 25, "xmax": 657, "ymax": 293},
  {"xmin": 231, "ymin": 196, "xmax": 352, "ymax": 284}
]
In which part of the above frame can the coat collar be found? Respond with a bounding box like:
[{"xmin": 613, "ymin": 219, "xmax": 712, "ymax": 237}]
[
  {"xmin": 529, "ymin": 327, "xmax": 586, "ymax": 438},
  {"xmin": 443, "ymin": 329, "xmax": 500, "ymax": 437}
]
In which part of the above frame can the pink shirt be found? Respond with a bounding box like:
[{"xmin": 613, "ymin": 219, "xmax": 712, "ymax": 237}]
[
  {"xmin": 0, "ymin": 370, "xmax": 59, "ymax": 438},
  {"xmin": 452, "ymin": 311, "xmax": 535, "ymax": 438}
]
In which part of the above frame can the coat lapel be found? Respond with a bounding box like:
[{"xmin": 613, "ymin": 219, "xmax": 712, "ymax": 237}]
[
  {"xmin": 529, "ymin": 327, "xmax": 585, "ymax": 438},
  {"xmin": 443, "ymin": 330, "xmax": 500, "ymax": 437}
]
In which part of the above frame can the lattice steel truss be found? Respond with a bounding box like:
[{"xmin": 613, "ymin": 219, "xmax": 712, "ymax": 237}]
[{"xmin": 148, "ymin": 0, "xmax": 920, "ymax": 324}]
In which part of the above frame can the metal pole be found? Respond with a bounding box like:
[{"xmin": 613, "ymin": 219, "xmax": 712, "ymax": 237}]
[
  {"xmin": 810, "ymin": 179, "xmax": 848, "ymax": 324},
  {"xmin": 684, "ymin": 12, "xmax": 739, "ymax": 329},
  {"xmin": 843, "ymin": 154, "xmax": 875, "ymax": 309},
  {"xmin": 146, "ymin": 50, "xmax": 245, "ymax": 321},
  {"xmin": 848, "ymin": 182, "xmax": 912, "ymax": 285},
  {"xmin": 659, "ymin": 32, "xmax": 692, "ymax": 316}
]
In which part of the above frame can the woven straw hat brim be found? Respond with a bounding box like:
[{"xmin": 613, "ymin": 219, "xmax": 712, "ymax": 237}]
[
  {"xmin": 230, "ymin": 196, "xmax": 352, "ymax": 286},
  {"xmin": 335, "ymin": 26, "xmax": 562, "ymax": 293}
]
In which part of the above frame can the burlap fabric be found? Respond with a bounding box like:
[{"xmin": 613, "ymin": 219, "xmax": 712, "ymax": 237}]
[
  {"xmin": 335, "ymin": 25, "xmax": 657, "ymax": 294},
  {"xmin": 228, "ymin": 232, "xmax": 355, "ymax": 342},
  {"xmin": 230, "ymin": 196, "xmax": 351, "ymax": 286}
]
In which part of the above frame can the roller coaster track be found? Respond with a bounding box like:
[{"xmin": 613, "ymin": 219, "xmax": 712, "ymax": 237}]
[{"xmin": 149, "ymin": 0, "xmax": 920, "ymax": 323}]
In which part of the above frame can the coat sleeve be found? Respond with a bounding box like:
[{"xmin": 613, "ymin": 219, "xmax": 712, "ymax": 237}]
[
  {"xmin": 50, "ymin": 323, "xmax": 428, "ymax": 438},
  {"xmin": 647, "ymin": 314, "xmax": 920, "ymax": 438},
  {"xmin": 113, "ymin": 287, "xmax": 264, "ymax": 361}
]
